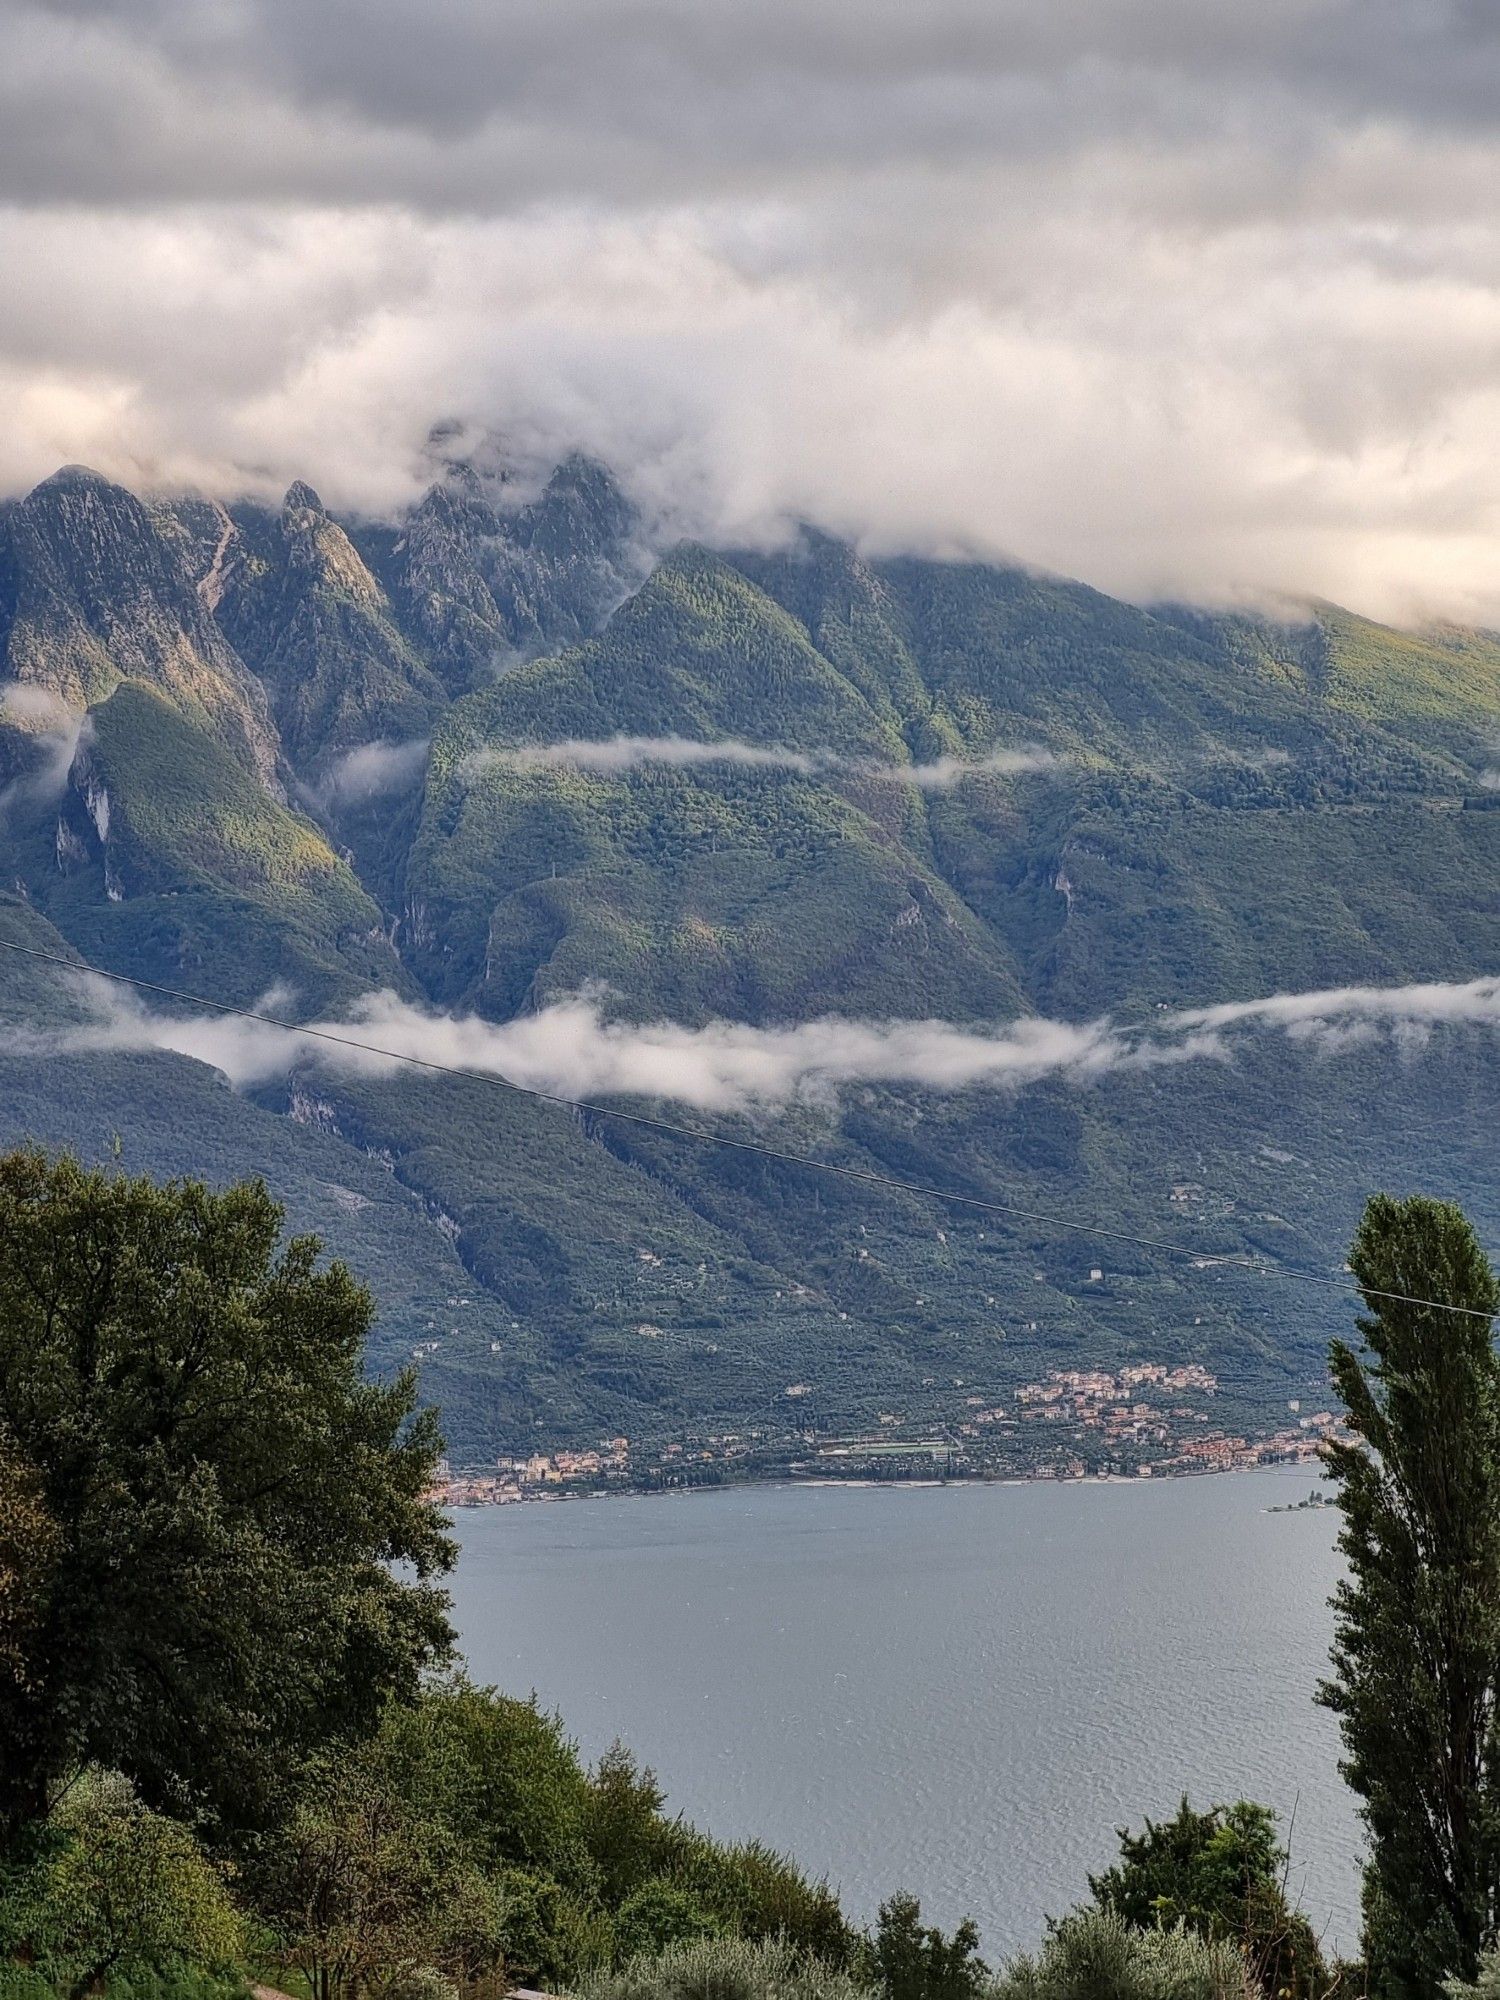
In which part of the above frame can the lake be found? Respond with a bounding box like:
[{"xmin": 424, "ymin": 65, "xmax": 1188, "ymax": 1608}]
[{"xmin": 447, "ymin": 1466, "xmax": 1359, "ymax": 1962}]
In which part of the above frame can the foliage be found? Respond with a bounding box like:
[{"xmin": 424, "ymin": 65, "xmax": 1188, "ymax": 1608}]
[
  {"xmin": 612, "ymin": 1880, "xmax": 722, "ymax": 1961},
  {"xmin": 259, "ymin": 1680, "xmax": 851, "ymax": 1996},
  {"xmin": 1447, "ymin": 1945, "xmax": 1500, "ymax": 2000},
  {"xmin": 1088, "ymin": 1798, "xmax": 1328, "ymax": 2000},
  {"xmin": 0, "ymin": 1150, "xmax": 454, "ymax": 1849},
  {"xmin": 991, "ymin": 1908, "xmax": 1253, "ymax": 2000},
  {"xmin": 866, "ymin": 1894, "xmax": 987, "ymax": 2000},
  {"xmin": 579, "ymin": 1933, "xmax": 876, "ymax": 2000},
  {"xmin": 1320, "ymin": 1195, "xmax": 1500, "ymax": 2000},
  {"xmin": 669, "ymin": 1838, "xmax": 853, "ymax": 1963},
  {"xmin": 0, "ymin": 1428, "xmax": 58, "ymax": 1704},
  {"xmin": 262, "ymin": 1743, "xmax": 507, "ymax": 2000},
  {"xmin": 0, "ymin": 1771, "xmax": 243, "ymax": 1998}
]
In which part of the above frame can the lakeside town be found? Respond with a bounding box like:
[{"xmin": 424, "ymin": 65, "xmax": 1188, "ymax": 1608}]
[{"xmin": 430, "ymin": 1359, "xmax": 1344, "ymax": 1505}]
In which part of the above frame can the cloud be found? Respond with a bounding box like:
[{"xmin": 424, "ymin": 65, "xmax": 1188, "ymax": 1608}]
[
  {"xmin": 493, "ymin": 736, "xmax": 821, "ymax": 777},
  {"xmin": 899, "ymin": 749, "xmax": 1058, "ymax": 788},
  {"xmin": 0, "ymin": 686, "xmax": 83, "ymax": 820},
  {"xmin": 1169, "ymin": 973, "xmax": 1500, "ymax": 1055},
  {"xmin": 311, "ymin": 736, "xmax": 430, "ymax": 811},
  {"xmin": 1, "ymin": 5, "xmax": 1500, "ymax": 618},
  {"xmin": 468, "ymin": 736, "xmax": 1057, "ymax": 787},
  {"xmin": 33, "ymin": 967, "xmax": 1500, "ymax": 1117}
]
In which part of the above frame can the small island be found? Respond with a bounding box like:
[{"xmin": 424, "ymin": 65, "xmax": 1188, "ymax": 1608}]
[{"xmin": 1268, "ymin": 1488, "xmax": 1335, "ymax": 1513}]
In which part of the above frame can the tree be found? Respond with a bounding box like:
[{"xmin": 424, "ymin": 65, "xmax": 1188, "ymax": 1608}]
[
  {"xmin": 267, "ymin": 1748, "xmax": 505, "ymax": 2000},
  {"xmin": 1320, "ymin": 1194, "xmax": 1500, "ymax": 2000},
  {"xmin": 0, "ymin": 1428, "xmax": 59, "ymax": 1716},
  {"xmin": 870, "ymin": 1894, "xmax": 987, "ymax": 2000},
  {"xmin": 1087, "ymin": 1798, "xmax": 1328, "ymax": 2000},
  {"xmin": 0, "ymin": 1769, "xmax": 243, "ymax": 1999},
  {"xmin": 0, "ymin": 1150, "xmax": 455, "ymax": 1851}
]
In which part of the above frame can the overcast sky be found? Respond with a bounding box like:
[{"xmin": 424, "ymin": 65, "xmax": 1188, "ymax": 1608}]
[{"xmin": 4, "ymin": 0, "xmax": 1500, "ymax": 619}]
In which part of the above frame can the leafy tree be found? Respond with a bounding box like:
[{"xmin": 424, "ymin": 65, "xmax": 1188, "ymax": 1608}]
[
  {"xmin": 0, "ymin": 1151, "xmax": 454, "ymax": 1850},
  {"xmin": 1320, "ymin": 1195, "xmax": 1500, "ymax": 2000},
  {"xmin": 267, "ymin": 1749, "xmax": 505, "ymax": 2000},
  {"xmin": 0, "ymin": 1770, "xmax": 243, "ymax": 1999},
  {"xmin": 371, "ymin": 1679, "xmax": 599, "ymax": 1895},
  {"xmin": 869, "ymin": 1894, "xmax": 987, "ymax": 2000},
  {"xmin": 1088, "ymin": 1798, "xmax": 1328, "ymax": 1999},
  {"xmin": 992, "ymin": 1908, "xmax": 1252, "ymax": 2000},
  {"xmin": 587, "ymin": 1746, "xmax": 673, "ymax": 1906},
  {"xmin": 672, "ymin": 1836, "xmax": 854, "ymax": 1963}
]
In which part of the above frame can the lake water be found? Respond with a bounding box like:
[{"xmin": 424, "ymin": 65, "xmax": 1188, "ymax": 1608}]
[{"xmin": 447, "ymin": 1467, "xmax": 1359, "ymax": 1962}]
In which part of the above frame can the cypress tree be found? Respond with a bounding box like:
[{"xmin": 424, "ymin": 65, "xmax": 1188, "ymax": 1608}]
[{"xmin": 1320, "ymin": 1194, "xmax": 1500, "ymax": 2000}]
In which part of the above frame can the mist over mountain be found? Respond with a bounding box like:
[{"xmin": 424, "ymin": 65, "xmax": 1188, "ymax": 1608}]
[{"xmin": 3, "ymin": 450, "xmax": 1499, "ymax": 1465}]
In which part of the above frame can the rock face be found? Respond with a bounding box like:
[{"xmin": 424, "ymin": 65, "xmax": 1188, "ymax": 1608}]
[
  {"xmin": 384, "ymin": 455, "xmax": 644, "ymax": 691},
  {"xmin": 0, "ymin": 466, "xmax": 280, "ymax": 784},
  {"xmin": 208, "ymin": 483, "xmax": 447, "ymax": 769}
]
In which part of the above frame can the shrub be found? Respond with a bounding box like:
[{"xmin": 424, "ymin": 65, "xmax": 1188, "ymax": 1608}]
[
  {"xmin": 614, "ymin": 1881, "xmax": 722, "ymax": 1962},
  {"xmin": 580, "ymin": 1933, "xmax": 876, "ymax": 2000},
  {"xmin": 992, "ymin": 1909, "xmax": 1254, "ymax": 2000},
  {"xmin": 0, "ymin": 1771, "xmax": 243, "ymax": 1994},
  {"xmin": 1087, "ymin": 1800, "xmax": 1328, "ymax": 2000},
  {"xmin": 670, "ymin": 1838, "xmax": 854, "ymax": 1964}
]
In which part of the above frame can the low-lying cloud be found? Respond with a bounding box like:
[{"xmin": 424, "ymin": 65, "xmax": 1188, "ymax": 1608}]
[
  {"xmin": 501, "ymin": 736, "xmax": 820, "ymax": 778},
  {"xmin": 471, "ymin": 736, "xmax": 1058, "ymax": 789},
  {"xmin": 34, "ymin": 969, "xmax": 1500, "ymax": 1117},
  {"xmin": 310, "ymin": 737, "xmax": 430, "ymax": 812},
  {"xmin": 0, "ymin": 686, "xmax": 83, "ymax": 820}
]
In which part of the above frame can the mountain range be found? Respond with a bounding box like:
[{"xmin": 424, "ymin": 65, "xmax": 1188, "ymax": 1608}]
[{"xmin": 3, "ymin": 453, "xmax": 1498, "ymax": 1469}]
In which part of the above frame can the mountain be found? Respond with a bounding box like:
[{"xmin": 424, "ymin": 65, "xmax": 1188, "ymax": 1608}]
[
  {"xmin": 2, "ymin": 456, "xmax": 1499, "ymax": 1471},
  {"xmin": 202, "ymin": 481, "xmax": 448, "ymax": 771},
  {"xmin": 0, "ymin": 465, "xmax": 279, "ymax": 782}
]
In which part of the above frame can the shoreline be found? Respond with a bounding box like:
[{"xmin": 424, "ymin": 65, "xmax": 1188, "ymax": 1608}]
[{"xmin": 435, "ymin": 1453, "xmax": 1330, "ymax": 1510}]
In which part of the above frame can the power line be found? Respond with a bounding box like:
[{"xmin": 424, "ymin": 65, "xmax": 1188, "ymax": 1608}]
[{"xmin": 0, "ymin": 932, "xmax": 1493, "ymax": 1322}]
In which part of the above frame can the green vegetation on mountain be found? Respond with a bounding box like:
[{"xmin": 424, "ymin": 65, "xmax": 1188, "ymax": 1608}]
[
  {"xmin": 9, "ymin": 681, "xmax": 395, "ymax": 1006},
  {"xmin": 3, "ymin": 457, "xmax": 1500, "ymax": 1461}
]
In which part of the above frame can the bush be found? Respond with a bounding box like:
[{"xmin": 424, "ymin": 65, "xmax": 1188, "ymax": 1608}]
[
  {"xmin": 580, "ymin": 1933, "xmax": 876, "ymax": 2000},
  {"xmin": 1447, "ymin": 1947, "xmax": 1500, "ymax": 2000},
  {"xmin": 490, "ymin": 1864, "xmax": 613, "ymax": 1991},
  {"xmin": 669, "ymin": 1838, "xmax": 854, "ymax": 1964},
  {"xmin": 1087, "ymin": 1800, "xmax": 1328, "ymax": 2000},
  {"xmin": 614, "ymin": 1880, "xmax": 722, "ymax": 1962},
  {"xmin": 992, "ymin": 1909, "xmax": 1254, "ymax": 2000}
]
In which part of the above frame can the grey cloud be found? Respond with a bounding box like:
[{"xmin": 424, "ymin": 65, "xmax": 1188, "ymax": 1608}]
[
  {"xmin": 35, "ymin": 968, "xmax": 1500, "ymax": 1117},
  {"xmin": 3, "ymin": 3, "xmax": 1500, "ymax": 618},
  {"xmin": 4, "ymin": 2, "xmax": 1499, "ymax": 215}
]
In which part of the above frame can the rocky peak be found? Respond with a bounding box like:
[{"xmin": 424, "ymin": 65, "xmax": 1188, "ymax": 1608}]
[
  {"xmin": 2, "ymin": 466, "xmax": 281, "ymax": 784},
  {"xmin": 283, "ymin": 479, "xmax": 325, "ymax": 518}
]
